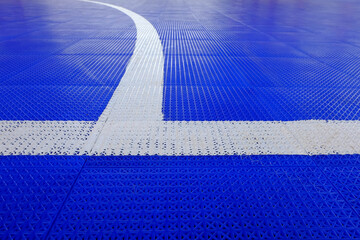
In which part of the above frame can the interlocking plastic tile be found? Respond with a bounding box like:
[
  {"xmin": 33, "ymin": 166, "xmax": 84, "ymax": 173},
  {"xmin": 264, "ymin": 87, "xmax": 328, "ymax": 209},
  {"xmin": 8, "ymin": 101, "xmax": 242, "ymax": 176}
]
[
  {"xmin": 163, "ymin": 86, "xmax": 273, "ymax": 121},
  {"xmin": 0, "ymin": 156, "xmax": 85, "ymax": 240},
  {"xmin": 0, "ymin": 86, "xmax": 117, "ymax": 120},
  {"xmin": 269, "ymin": 32, "xmax": 333, "ymax": 43},
  {"xmin": 0, "ymin": 27, "xmax": 34, "ymax": 40},
  {"xmin": 163, "ymin": 39, "xmax": 226, "ymax": 55},
  {"xmin": 0, "ymin": 155, "xmax": 86, "ymax": 168},
  {"xmin": 19, "ymin": 29, "xmax": 100, "ymax": 40},
  {"xmin": 250, "ymin": 57, "xmax": 359, "ymax": 88},
  {"xmin": 0, "ymin": 39, "xmax": 77, "ymax": 55},
  {"xmin": 319, "ymin": 58, "xmax": 360, "ymax": 80},
  {"xmin": 60, "ymin": 39, "xmax": 135, "ymax": 55},
  {"xmin": 262, "ymin": 87, "xmax": 360, "ymax": 120},
  {"xmin": 46, "ymin": 156, "xmax": 360, "ymax": 239},
  {"xmin": 158, "ymin": 29, "xmax": 213, "ymax": 40},
  {"xmin": 222, "ymin": 41, "xmax": 307, "ymax": 58},
  {"xmin": 322, "ymin": 166, "xmax": 360, "ymax": 216},
  {"xmin": 0, "ymin": 56, "xmax": 48, "ymax": 83},
  {"xmin": 55, "ymin": 20, "xmax": 134, "ymax": 31},
  {"xmin": 209, "ymin": 31, "xmax": 274, "ymax": 42},
  {"xmin": 153, "ymin": 21, "xmax": 205, "ymax": 30},
  {"xmin": 85, "ymin": 156, "xmax": 236, "ymax": 168},
  {"xmin": 163, "ymin": 86, "xmax": 360, "ymax": 121},
  {"xmin": 289, "ymin": 42, "xmax": 360, "ymax": 58},
  {"xmin": 313, "ymin": 155, "xmax": 360, "ymax": 167},
  {"xmin": 2, "ymin": 0, "xmax": 360, "ymax": 122},
  {"xmin": 164, "ymin": 55, "xmax": 271, "ymax": 87},
  {"xmin": 2, "ymin": 55, "xmax": 130, "ymax": 87},
  {"xmin": 2, "ymin": 0, "xmax": 360, "ymax": 238}
]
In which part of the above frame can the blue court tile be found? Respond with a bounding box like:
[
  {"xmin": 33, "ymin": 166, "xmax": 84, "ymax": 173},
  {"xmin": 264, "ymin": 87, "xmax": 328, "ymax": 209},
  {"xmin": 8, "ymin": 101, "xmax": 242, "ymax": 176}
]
[
  {"xmin": 251, "ymin": 25, "xmax": 308, "ymax": 33},
  {"xmin": 222, "ymin": 41, "xmax": 307, "ymax": 58},
  {"xmin": 0, "ymin": 86, "xmax": 117, "ymax": 120},
  {"xmin": 347, "ymin": 37, "xmax": 360, "ymax": 45},
  {"xmin": 60, "ymin": 39, "xmax": 134, "ymax": 55},
  {"xmin": 54, "ymin": 20, "xmax": 133, "ymax": 31},
  {"xmin": 261, "ymin": 87, "xmax": 360, "ymax": 121},
  {"xmin": 164, "ymin": 55, "xmax": 272, "ymax": 87},
  {"xmin": 45, "ymin": 156, "xmax": 360, "ymax": 239},
  {"xmin": 322, "ymin": 166, "xmax": 360, "ymax": 217},
  {"xmin": 85, "ymin": 156, "xmax": 236, "ymax": 168},
  {"xmin": 163, "ymin": 86, "xmax": 360, "ymax": 121},
  {"xmin": 210, "ymin": 31, "xmax": 274, "ymax": 42},
  {"xmin": 0, "ymin": 156, "xmax": 85, "ymax": 240},
  {"xmin": 153, "ymin": 21, "xmax": 205, "ymax": 31},
  {"xmin": 289, "ymin": 42, "xmax": 360, "ymax": 58},
  {"xmin": 0, "ymin": 53, "xmax": 135, "ymax": 120},
  {"xmin": 158, "ymin": 30, "xmax": 213, "ymax": 40},
  {"xmin": 203, "ymin": 25, "xmax": 254, "ymax": 32},
  {"xmin": 0, "ymin": 28, "xmax": 34, "ymax": 40},
  {"xmin": 92, "ymin": 29, "xmax": 137, "ymax": 40},
  {"xmin": 312, "ymin": 155, "xmax": 360, "ymax": 167},
  {"xmin": 0, "ymin": 23, "xmax": 54, "ymax": 37},
  {"xmin": 240, "ymin": 155, "xmax": 316, "ymax": 167},
  {"xmin": 163, "ymin": 39, "xmax": 226, "ymax": 55},
  {"xmin": 163, "ymin": 86, "xmax": 273, "ymax": 121},
  {"xmin": 1, "ymin": 55, "xmax": 130, "ymax": 86},
  {"xmin": 0, "ymin": 155, "xmax": 85, "ymax": 169},
  {"xmin": 269, "ymin": 32, "xmax": 342, "ymax": 43},
  {"xmin": 0, "ymin": 56, "xmax": 48, "ymax": 83},
  {"xmin": 18, "ymin": 29, "xmax": 101, "ymax": 40},
  {"xmin": 319, "ymin": 58, "xmax": 360, "ymax": 80},
  {"xmin": 159, "ymin": 14, "xmax": 197, "ymax": 21},
  {"xmin": 250, "ymin": 57, "xmax": 359, "ymax": 88},
  {"xmin": 0, "ymin": 1, "xmax": 136, "ymax": 121},
  {"xmin": 0, "ymin": 39, "xmax": 77, "ymax": 56}
]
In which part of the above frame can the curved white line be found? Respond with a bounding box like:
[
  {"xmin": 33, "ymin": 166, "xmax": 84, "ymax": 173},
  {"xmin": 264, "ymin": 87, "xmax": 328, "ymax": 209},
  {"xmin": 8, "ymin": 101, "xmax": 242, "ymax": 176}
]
[
  {"xmin": 0, "ymin": 1, "xmax": 359, "ymax": 156},
  {"xmin": 79, "ymin": 0, "xmax": 165, "ymax": 152},
  {"xmin": 80, "ymin": 0, "xmax": 164, "ymax": 122}
]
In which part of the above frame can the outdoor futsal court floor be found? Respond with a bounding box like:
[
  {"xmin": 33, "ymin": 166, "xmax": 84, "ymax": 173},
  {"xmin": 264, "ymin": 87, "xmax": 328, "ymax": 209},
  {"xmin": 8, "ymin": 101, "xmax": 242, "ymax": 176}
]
[{"xmin": 1, "ymin": 0, "xmax": 360, "ymax": 238}]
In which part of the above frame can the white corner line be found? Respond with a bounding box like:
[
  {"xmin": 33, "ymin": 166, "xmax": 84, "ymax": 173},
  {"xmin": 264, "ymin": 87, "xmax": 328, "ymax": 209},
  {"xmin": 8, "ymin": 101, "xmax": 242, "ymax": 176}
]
[{"xmin": 0, "ymin": 1, "xmax": 359, "ymax": 156}]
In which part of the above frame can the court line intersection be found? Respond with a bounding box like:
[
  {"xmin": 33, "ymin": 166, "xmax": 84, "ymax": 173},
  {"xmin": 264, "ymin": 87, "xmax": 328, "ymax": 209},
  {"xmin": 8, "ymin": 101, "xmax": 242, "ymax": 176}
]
[{"xmin": 0, "ymin": 0, "xmax": 359, "ymax": 156}]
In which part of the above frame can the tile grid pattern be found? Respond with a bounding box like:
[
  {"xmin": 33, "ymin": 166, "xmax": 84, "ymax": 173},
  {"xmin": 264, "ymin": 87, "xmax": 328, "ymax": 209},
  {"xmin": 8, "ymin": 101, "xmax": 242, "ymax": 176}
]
[{"xmin": 1, "ymin": 155, "xmax": 360, "ymax": 239}]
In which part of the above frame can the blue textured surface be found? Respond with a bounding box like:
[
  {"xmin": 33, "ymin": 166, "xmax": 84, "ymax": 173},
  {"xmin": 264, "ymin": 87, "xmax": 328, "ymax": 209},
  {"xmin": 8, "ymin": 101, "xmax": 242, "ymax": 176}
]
[
  {"xmin": 0, "ymin": 0, "xmax": 360, "ymax": 120},
  {"xmin": 2, "ymin": 155, "xmax": 360, "ymax": 239},
  {"xmin": 0, "ymin": 156, "xmax": 86, "ymax": 239},
  {"xmin": 2, "ymin": 0, "xmax": 360, "ymax": 238},
  {"xmin": 0, "ymin": 0, "xmax": 136, "ymax": 120}
]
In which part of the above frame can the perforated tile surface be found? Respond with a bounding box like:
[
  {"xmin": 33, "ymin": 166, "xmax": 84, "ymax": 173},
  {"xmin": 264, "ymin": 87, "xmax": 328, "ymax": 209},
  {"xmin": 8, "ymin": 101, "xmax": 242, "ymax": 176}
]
[
  {"xmin": 1, "ymin": 0, "xmax": 360, "ymax": 238},
  {"xmin": 1, "ymin": 0, "xmax": 360, "ymax": 121},
  {"xmin": 2, "ymin": 156, "xmax": 360, "ymax": 239}
]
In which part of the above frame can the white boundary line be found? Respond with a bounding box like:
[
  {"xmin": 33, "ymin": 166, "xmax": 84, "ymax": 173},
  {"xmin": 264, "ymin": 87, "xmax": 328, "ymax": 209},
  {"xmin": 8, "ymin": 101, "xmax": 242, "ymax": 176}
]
[{"xmin": 0, "ymin": 0, "xmax": 359, "ymax": 156}]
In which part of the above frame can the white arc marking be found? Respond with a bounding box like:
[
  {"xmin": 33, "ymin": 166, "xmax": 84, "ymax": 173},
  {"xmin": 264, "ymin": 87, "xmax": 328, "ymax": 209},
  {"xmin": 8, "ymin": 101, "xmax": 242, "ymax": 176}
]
[
  {"xmin": 0, "ymin": 1, "xmax": 359, "ymax": 156},
  {"xmin": 80, "ymin": 0, "xmax": 164, "ymax": 123},
  {"xmin": 79, "ymin": 0, "xmax": 165, "ymax": 153}
]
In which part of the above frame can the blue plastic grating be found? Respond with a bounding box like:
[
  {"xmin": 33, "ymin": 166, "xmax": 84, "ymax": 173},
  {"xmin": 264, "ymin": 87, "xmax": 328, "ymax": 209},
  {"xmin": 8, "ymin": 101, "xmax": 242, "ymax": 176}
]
[
  {"xmin": 0, "ymin": 85, "xmax": 118, "ymax": 120},
  {"xmin": 1, "ymin": 0, "xmax": 360, "ymax": 121},
  {"xmin": 163, "ymin": 86, "xmax": 360, "ymax": 121},
  {"xmin": 42, "ymin": 155, "xmax": 360, "ymax": 239},
  {"xmin": 0, "ymin": 156, "xmax": 86, "ymax": 239},
  {"xmin": 0, "ymin": 39, "xmax": 78, "ymax": 56},
  {"xmin": 2, "ymin": 155, "xmax": 360, "ymax": 239},
  {"xmin": 0, "ymin": 0, "xmax": 136, "ymax": 121}
]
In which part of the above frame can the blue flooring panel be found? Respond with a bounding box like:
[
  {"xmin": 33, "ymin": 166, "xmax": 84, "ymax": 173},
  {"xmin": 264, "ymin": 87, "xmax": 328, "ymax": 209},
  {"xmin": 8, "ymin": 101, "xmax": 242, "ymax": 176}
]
[
  {"xmin": 0, "ymin": 0, "xmax": 136, "ymax": 120},
  {"xmin": 0, "ymin": 156, "xmax": 86, "ymax": 239},
  {"xmin": 1, "ymin": 0, "xmax": 360, "ymax": 238},
  {"xmin": 1, "ymin": 0, "xmax": 360, "ymax": 121},
  {"xmin": 154, "ymin": 0, "xmax": 360, "ymax": 121},
  {"xmin": 2, "ymin": 155, "xmax": 360, "ymax": 239}
]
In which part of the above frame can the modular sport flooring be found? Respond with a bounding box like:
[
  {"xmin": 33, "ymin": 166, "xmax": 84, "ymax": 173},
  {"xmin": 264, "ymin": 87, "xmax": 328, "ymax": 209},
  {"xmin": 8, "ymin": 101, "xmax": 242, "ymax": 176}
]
[{"xmin": 1, "ymin": 0, "xmax": 360, "ymax": 238}]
